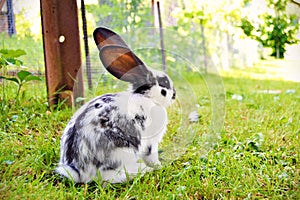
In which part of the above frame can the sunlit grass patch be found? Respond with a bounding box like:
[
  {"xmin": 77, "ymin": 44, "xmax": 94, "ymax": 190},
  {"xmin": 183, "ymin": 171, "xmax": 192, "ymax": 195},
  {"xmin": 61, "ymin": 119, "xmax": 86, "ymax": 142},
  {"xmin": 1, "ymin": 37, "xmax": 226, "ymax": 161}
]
[{"xmin": 1, "ymin": 60, "xmax": 299, "ymax": 199}]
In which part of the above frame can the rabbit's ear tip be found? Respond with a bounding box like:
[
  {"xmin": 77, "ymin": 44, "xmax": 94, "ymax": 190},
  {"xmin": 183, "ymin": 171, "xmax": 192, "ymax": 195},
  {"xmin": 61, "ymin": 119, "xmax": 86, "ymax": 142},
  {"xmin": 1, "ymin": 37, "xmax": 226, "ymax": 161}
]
[
  {"xmin": 93, "ymin": 27, "xmax": 106, "ymax": 45},
  {"xmin": 93, "ymin": 27, "xmax": 110, "ymax": 35},
  {"xmin": 93, "ymin": 27, "xmax": 128, "ymax": 48},
  {"xmin": 93, "ymin": 27, "xmax": 109, "ymax": 43}
]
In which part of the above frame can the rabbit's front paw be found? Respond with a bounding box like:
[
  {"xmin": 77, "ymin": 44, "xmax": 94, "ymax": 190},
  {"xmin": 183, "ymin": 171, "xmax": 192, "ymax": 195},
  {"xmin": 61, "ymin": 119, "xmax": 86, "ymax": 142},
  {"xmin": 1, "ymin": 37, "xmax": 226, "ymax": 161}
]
[{"xmin": 143, "ymin": 155, "xmax": 162, "ymax": 169}]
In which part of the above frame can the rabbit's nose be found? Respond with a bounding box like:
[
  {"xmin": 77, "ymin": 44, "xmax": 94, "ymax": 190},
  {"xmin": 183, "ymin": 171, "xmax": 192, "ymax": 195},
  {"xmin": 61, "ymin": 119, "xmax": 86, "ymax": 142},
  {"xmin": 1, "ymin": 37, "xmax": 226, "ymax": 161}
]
[{"xmin": 172, "ymin": 89, "xmax": 176, "ymax": 99}]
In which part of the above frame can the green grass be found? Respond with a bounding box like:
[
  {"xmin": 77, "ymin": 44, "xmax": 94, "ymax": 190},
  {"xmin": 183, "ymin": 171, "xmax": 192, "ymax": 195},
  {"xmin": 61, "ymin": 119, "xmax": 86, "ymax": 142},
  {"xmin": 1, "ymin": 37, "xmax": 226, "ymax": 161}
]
[{"xmin": 0, "ymin": 61, "xmax": 299, "ymax": 199}]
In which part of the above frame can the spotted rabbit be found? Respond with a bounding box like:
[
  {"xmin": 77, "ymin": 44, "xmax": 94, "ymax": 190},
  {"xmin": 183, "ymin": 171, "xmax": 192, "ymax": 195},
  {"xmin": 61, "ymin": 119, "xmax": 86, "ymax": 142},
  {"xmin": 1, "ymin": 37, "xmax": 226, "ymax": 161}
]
[{"xmin": 56, "ymin": 27, "xmax": 176, "ymax": 183}]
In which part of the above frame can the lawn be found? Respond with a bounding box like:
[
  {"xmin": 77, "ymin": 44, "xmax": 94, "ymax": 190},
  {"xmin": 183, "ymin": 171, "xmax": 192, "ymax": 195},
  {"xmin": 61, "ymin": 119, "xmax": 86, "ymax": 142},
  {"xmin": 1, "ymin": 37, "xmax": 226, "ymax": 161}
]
[{"xmin": 0, "ymin": 60, "xmax": 299, "ymax": 199}]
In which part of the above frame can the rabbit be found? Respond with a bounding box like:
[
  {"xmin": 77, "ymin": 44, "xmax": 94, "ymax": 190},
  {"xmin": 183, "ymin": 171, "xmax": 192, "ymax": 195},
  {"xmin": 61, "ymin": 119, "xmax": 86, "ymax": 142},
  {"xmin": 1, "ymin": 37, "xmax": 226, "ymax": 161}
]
[{"xmin": 56, "ymin": 27, "xmax": 176, "ymax": 184}]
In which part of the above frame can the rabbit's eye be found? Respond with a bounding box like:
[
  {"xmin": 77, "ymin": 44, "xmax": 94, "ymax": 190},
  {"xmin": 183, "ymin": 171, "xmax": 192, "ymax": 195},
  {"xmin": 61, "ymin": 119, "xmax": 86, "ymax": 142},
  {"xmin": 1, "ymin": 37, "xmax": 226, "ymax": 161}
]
[
  {"xmin": 161, "ymin": 89, "xmax": 167, "ymax": 97},
  {"xmin": 95, "ymin": 103, "xmax": 101, "ymax": 108}
]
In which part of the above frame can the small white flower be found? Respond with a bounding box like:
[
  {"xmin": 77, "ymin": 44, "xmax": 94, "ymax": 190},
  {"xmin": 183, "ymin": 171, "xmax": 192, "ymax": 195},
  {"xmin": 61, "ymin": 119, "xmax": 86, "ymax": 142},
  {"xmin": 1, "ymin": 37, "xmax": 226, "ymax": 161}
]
[
  {"xmin": 188, "ymin": 111, "xmax": 200, "ymax": 122},
  {"xmin": 232, "ymin": 94, "xmax": 243, "ymax": 101}
]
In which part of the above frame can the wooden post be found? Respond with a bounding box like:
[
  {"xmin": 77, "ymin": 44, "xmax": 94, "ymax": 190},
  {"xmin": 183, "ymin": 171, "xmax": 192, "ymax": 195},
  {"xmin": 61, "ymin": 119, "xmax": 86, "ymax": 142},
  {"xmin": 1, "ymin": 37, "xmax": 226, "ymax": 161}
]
[
  {"xmin": 0, "ymin": 0, "xmax": 6, "ymax": 10},
  {"xmin": 40, "ymin": 0, "xmax": 84, "ymax": 107},
  {"xmin": 156, "ymin": 1, "xmax": 166, "ymax": 72}
]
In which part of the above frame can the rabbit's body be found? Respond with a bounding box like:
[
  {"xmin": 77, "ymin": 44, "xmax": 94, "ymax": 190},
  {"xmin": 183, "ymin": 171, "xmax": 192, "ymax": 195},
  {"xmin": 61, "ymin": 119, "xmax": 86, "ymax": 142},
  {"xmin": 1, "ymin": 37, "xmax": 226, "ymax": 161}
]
[
  {"xmin": 57, "ymin": 91, "xmax": 167, "ymax": 183},
  {"xmin": 56, "ymin": 27, "xmax": 175, "ymax": 183}
]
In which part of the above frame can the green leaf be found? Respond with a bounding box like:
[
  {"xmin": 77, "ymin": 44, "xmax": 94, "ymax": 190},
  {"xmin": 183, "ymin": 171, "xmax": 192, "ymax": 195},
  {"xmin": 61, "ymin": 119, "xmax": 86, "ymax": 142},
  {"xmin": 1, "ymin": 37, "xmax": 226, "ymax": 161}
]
[
  {"xmin": 5, "ymin": 58, "xmax": 24, "ymax": 67},
  {"xmin": 25, "ymin": 75, "xmax": 42, "ymax": 82},
  {"xmin": 0, "ymin": 49, "xmax": 26, "ymax": 58},
  {"xmin": 184, "ymin": 12, "xmax": 194, "ymax": 18},
  {"xmin": 0, "ymin": 76, "xmax": 20, "ymax": 84},
  {"xmin": 17, "ymin": 70, "xmax": 31, "ymax": 82}
]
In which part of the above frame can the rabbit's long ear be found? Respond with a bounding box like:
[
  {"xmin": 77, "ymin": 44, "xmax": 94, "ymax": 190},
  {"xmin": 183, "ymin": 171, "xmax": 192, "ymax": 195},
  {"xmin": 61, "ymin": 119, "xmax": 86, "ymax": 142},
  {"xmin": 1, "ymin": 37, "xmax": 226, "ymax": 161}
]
[
  {"xmin": 93, "ymin": 27, "xmax": 128, "ymax": 50},
  {"xmin": 100, "ymin": 45, "xmax": 153, "ymax": 84}
]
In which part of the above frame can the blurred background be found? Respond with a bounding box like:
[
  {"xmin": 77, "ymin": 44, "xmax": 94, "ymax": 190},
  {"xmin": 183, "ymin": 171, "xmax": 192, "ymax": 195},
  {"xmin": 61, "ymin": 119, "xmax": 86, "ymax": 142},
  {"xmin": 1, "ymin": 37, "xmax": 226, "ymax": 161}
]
[{"xmin": 0, "ymin": 0, "xmax": 299, "ymax": 87}]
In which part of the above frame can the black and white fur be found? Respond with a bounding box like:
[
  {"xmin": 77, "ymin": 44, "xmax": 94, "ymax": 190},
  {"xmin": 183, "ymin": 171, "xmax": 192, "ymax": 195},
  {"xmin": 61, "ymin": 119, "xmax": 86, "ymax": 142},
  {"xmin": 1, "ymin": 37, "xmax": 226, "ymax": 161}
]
[{"xmin": 56, "ymin": 27, "xmax": 176, "ymax": 183}]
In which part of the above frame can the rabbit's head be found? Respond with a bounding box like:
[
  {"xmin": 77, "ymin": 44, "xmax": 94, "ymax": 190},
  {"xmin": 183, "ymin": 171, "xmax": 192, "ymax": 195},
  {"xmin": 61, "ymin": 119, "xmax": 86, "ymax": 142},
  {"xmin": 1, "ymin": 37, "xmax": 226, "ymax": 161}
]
[{"xmin": 93, "ymin": 27, "xmax": 176, "ymax": 107}]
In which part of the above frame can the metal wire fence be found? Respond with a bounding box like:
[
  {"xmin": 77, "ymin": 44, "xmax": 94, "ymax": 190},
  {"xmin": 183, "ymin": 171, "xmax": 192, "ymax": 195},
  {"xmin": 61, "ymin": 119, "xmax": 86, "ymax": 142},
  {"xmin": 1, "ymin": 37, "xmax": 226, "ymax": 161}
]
[{"xmin": 0, "ymin": 0, "xmax": 15, "ymax": 36}]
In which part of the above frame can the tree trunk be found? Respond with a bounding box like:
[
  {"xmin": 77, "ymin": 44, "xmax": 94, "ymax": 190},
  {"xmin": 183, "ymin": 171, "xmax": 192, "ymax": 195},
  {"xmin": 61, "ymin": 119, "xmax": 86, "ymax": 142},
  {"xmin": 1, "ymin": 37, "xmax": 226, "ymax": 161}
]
[
  {"xmin": 276, "ymin": 44, "xmax": 280, "ymax": 59},
  {"xmin": 200, "ymin": 23, "xmax": 208, "ymax": 73},
  {"xmin": 227, "ymin": 32, "xmax": 233, "ymax": 68}
]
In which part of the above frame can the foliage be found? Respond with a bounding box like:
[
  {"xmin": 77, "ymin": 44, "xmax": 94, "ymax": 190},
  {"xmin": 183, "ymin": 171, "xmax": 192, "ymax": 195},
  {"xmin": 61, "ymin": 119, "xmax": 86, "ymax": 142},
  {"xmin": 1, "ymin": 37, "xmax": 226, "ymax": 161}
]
[
  {"xmin": 241, "ymin": 17, "xmax": 254, "ymax": 36},
  {"xmin": 86, "ymin": 0, "xmax": 153, "ymax": 32},
  {"xmin": 0, "ymin": 33, "xmax": 44, "ymax": 71},
  {"xmin": 15, "ymin": 9, "xmax": 34, "ymax": 38},
  {"xmin": 174, "ymin": 3, "xmax": 211, "ymax": 70},
  {"xmin": 0, "ymin": 49, "xmax": 26, "ymax": 68},
  {"xmin": 0, "ymin": 70, "xmax": 42, "ymax": 99},
  {"xmin": 240, "ymin": 0, "xmax": 299, "ymax": 58},
  {"xmin": 0, "ymin": 49, "xmax": 42, "ymax": 100},
  {"xmin": 172, "ymin": 0, "xmax": 246, "ymax": 70}
]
